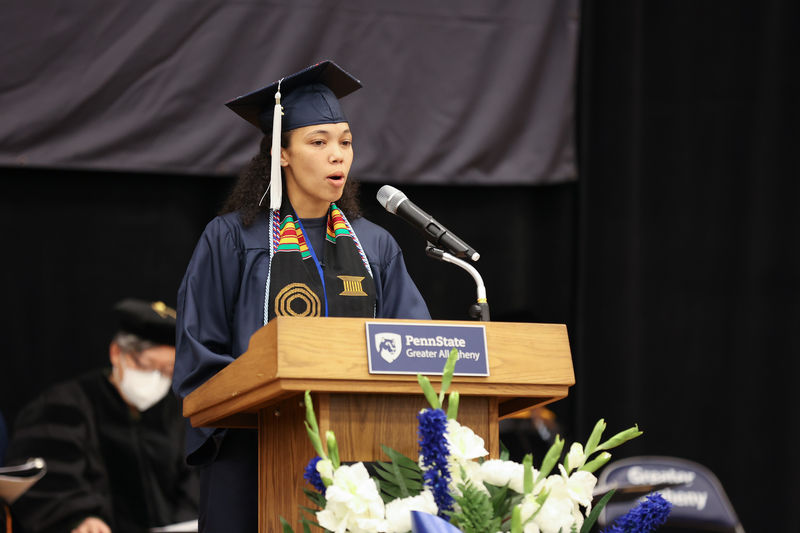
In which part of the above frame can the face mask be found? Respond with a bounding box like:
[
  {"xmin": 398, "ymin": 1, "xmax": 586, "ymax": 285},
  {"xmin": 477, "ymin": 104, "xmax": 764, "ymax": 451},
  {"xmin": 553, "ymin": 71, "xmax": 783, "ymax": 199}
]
[{"xmin": 115, "ymin": 359, "xmax": 172, "ymax": 412}]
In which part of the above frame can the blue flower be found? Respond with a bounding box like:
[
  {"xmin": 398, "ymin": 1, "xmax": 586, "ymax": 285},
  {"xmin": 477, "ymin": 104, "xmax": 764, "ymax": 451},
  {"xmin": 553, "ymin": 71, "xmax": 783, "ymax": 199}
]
[
  {"xmin": 303, "ymin": 456, "xmax": 326, "ymax": 493},
  {"xmin": 602, "ymin": 493, "xmax": 672, "ymax": 533},
  {"xmin": 417, "ymin": 408, "xmax": 454, "ymax": 517}
]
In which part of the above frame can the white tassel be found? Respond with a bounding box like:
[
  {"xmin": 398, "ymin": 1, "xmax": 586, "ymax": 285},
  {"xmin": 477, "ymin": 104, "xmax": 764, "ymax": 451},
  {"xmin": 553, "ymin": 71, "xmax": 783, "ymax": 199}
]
[{"xmin": 269, "ymin": 80, "xmax": 284, "ymax": 210}]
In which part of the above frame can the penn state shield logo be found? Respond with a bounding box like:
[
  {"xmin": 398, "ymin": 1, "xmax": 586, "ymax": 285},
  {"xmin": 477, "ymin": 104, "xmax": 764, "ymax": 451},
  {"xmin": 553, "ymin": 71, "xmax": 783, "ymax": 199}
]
[{"xmin": 375, "ymin": 332, "xmax": 402, "ymax": 363}]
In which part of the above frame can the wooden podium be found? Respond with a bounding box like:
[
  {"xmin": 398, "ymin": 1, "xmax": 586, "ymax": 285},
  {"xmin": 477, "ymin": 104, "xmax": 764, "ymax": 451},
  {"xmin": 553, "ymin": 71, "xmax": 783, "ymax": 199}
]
[{"xmin": 183, "ymin": 317, "xmax": 574, "ymax": 531}]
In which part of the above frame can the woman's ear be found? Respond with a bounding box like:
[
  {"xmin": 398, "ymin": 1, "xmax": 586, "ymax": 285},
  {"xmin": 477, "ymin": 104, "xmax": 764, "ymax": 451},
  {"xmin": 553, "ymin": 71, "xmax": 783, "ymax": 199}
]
[{"xmin": 280, "ymin": 147, "xmax": 289, "ymax": 167}]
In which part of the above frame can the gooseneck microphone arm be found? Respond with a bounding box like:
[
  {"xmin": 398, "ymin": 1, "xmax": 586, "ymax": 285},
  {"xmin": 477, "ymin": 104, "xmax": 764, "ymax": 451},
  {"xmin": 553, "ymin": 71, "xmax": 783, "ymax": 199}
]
[{"xmin": 425, "ymin": 245, "xmax": 490, "ymax": 321}]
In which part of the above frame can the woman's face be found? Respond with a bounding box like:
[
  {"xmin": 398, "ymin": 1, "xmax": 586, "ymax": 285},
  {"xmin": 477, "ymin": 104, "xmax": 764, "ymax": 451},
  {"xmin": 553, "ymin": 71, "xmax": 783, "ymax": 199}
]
[{"xmin": 280, "ymin": 122, "xmax": 353, "ymax": 218}]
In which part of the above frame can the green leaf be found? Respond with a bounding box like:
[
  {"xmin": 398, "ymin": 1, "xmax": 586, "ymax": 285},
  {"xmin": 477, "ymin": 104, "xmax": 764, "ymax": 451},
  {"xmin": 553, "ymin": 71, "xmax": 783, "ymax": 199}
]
[
  {"xmin": 325, "ymin": 431, "xmax": 340, "ymax": 469},
  {"xmin": 302, "ymin": 487, "xmax": 326, "ymax": 509},
  {"xmin": 380, "ymin": 485, "xmax": 405, "ymax": 501},
  {"xmin": 304, "ymin": 421, "xmax": 326, "ymax": 459},
  {"xmin": 417, "ymin": 374, "xmax": 441, "ymax": 409},
  {"xmin": 304, "ymin": 391, "xmax": 319, "ymax": 436},
  {"xmin": 438, "ymin": 347, "xmax": 459, "ymax": 405},
  {"xmin": 536, "ymin": 435, "xmax": 564, "ymax": 484},
  {"xmin": 279, "ymin": 517, "xmax": 294, "ymax": 533},
  {"xmin": 299, "ymin": 506, "xmax": 322, "ymax": 518},
  {"xmin": 596, "ymin": 425, "xmax": 643, "ymax": 452},
  {"xmin": 583, "ymin": 419, "xmax": 606, "ymax": 458},
  {"xmin": 535, "ymin": 488, "xmax": 550, "ymax": 506},
  {"xmin": 500, "ymin": 440, "xmax": 510, "ymax": 462},
  {"xmin": 523, "ymin": 454, "xmax": 534, "ymax": 494},
  {"xmin": 511, "ymin": 505, "xmax": 522, "ymax": 533},
  {"xmin": 580, "ymin": 489, "xmax": 616, "ymax": 533},
  {"xmin": 297, "ymin": 511, "xmax": 321, "ymax": 533},
  {"xmin": 373, "ymin": 462, "xmax": 397, "ymax": 481},
  {"xmin": 374, "ymin": 462, "xmax": 422, "ymax": 490},
  {"xmin": 579, "ymin": 451, "xmax": 611, "ymax": 473},
  {"xmin": 381, "ymin": 445, "xmax": 420, "ymax": 470},
  {"xmin": 446, "ymin": 390, "xmax": 460, "ymax": 420},
  {"xmin": 375, "ymin": 445, "xmax": 424, "ymax": 502},
  {"xmin": 447, "ymin": 478, "xmax": 501, "ymax": 533},
  {"xmin": 485, "ymin": 482, "xmax": 515, "ymax": 520}
]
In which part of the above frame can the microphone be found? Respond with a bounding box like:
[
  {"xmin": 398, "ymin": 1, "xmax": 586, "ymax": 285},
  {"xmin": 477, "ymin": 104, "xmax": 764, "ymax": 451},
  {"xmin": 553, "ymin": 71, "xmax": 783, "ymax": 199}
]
[{"xmin": 376, "ymin": 185, "xmax": 480, "ymax": 261}]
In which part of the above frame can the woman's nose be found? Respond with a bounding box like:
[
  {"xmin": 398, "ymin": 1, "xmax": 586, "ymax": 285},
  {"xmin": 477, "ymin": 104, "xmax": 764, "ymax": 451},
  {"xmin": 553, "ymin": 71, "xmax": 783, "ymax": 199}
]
[{"xmin": 329, "ymin": 145, "xmax": 343, "ymax": 162}]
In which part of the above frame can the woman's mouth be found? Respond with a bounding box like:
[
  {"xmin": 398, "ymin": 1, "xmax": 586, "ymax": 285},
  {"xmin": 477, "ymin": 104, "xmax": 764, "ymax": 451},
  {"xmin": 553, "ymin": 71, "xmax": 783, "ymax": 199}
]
[{"xmin": 327, "ymin": 172, "xmax": 346, "ymax": 186}]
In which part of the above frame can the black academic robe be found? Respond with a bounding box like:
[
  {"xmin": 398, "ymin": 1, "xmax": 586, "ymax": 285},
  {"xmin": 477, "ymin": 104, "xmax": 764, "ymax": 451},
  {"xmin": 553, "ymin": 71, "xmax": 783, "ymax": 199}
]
[{"xmin": 6, "ymin": 370, "xmax": 198, "ymax": 533}]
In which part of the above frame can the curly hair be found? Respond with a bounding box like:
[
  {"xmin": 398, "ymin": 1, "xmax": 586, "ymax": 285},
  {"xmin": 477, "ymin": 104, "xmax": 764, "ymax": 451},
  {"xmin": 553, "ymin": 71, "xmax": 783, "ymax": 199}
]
[{"xmin": 220, "ymin": 134, "xmax": 362, "ymax": 226}]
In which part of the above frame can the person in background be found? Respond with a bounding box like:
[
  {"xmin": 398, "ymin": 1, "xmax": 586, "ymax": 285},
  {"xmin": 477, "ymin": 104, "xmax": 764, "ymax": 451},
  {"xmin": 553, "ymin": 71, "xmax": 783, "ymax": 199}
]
[
  {"xmin": 173, "ymin": 60, "xmax": 429, "ymax": 532},
  {"xmin": 6, "ymin": 299, "xmax": 198, "ymax": 533}
]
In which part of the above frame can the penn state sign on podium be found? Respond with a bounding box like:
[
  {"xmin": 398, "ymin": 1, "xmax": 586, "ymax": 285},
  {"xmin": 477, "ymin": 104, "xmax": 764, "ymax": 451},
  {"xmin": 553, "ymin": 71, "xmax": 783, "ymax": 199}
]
[
  {"xmin": 182, "ymin": 317, "xmax": 574, "ymax": 532},
  {"xmin": 366, "ymin": 321, "xmax": 489, "ymax": 376}
]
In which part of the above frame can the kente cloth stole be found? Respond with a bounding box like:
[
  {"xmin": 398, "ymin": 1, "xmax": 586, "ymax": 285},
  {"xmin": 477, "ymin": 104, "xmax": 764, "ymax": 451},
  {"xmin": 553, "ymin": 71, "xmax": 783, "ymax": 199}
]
[{"xmin": 263, "ymin": 201, "xmax": 376, "ymax": 323}]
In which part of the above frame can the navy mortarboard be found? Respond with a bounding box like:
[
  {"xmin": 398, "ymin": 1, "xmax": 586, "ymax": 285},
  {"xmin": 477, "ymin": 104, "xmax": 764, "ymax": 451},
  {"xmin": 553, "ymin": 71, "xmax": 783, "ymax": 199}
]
[
  {"xmin": 113, "ymin": 298, "xmax": 177, "ymax": 347},
  {"xmin": 225, "ymin": 60, "xmax": 362, "ymax": 210}
]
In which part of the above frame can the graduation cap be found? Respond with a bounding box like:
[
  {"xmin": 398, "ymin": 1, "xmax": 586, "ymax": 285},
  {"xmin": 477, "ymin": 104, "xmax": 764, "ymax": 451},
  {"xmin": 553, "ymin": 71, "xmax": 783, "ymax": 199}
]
[
  {"xmin": 113, "ymin": 299, "xmax": 177, "ymax": 347},
  {"xmin": 225, "ymin": 60, "xmax": 362, "ymax": 210}
]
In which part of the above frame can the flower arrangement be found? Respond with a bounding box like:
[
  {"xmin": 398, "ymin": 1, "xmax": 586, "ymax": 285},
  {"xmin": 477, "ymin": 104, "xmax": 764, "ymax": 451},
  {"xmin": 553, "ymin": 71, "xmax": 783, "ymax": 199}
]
[{"xmin": 281, "ymin": 349, "xmax": 671, "ymax": 533}]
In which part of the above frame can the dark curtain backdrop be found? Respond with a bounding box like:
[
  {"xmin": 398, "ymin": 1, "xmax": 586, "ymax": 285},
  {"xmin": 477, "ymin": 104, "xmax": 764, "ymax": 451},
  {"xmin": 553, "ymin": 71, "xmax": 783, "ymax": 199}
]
[
  {"xmin": 1, "ymin": 2, "xmax": 798, "ymax": 532},
  {"xmin": 575, "ymin": 1, "xmax": 799, "ymax": 531},
  {"xmin": 0, "ymin": 0, "xmax": 578, "ymax": 185}
]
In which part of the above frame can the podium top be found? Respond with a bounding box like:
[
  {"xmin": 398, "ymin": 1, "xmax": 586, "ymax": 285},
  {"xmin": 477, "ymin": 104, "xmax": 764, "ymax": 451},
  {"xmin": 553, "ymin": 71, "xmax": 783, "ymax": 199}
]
[{"xmin": 183, "ymin": 317, "xmax": 574, "ymax": 427}]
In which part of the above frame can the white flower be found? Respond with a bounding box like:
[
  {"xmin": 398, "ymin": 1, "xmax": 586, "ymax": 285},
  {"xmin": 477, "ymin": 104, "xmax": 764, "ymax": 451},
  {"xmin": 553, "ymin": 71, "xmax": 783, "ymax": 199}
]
[
  {"xmin": 479, "ymin": 459, "xmax": 528, "ymax": 493},
  {"xmin": 527, "ymin": 467, "xmax": 599, "ymax": 533},
  {"xmin": 535, "ymin": 492, "xmax": 579, "ymax": 533},
  {"xmin": 558, "ymin": 464, "xmax": 597, "ymax": 509},
  {"xmin": 523, "ymin": 522, "xmax": 541, "ymax": 533},
  {"xmin": 519, "ymin": 495, "xmax": 542, "ymax": 526},
  {"xmin": 316, "ymin": 462, "xmax": 387, "ymax": 533},
  {"xmin": 566, "ymin": 442, "xmax": 586, "ymax": 471},
  {"xmin": 445, "ymin": 419, "xmax": 488, "ymax": 461},
  {"xmin": 384, "ymin": 490, "xmax": 438, "ymax": 533},
  {"xmin": 316, "ymin": 458, "xmax": 334, "ymax": 485},
  {"xmin": 448, "ymin": 458, "xmax": 487, "ymax": 496}
]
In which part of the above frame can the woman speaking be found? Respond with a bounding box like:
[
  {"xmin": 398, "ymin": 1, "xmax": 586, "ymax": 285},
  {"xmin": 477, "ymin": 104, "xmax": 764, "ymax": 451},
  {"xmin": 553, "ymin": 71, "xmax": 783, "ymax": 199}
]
[{"xmin": 173, "ymin": 61, "xmax": 429, "ymax": 532}]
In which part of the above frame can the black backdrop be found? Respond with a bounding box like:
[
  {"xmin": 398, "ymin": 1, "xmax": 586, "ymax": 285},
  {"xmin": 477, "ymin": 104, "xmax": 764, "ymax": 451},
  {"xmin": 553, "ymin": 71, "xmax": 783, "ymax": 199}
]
[{"xmin": 1, "ymin": 2, "xmax": 798, "ymax": 531}]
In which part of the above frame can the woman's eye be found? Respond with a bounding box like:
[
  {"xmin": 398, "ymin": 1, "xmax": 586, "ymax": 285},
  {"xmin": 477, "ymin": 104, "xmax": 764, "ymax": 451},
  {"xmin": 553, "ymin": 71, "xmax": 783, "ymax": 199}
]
[
  {"xmin": 311, "ymin": 140, "xmax": 325, "ymax": 146},
  {"xmin": 342, "ymin": 140, "xmax": 352, "ymax": 147}
]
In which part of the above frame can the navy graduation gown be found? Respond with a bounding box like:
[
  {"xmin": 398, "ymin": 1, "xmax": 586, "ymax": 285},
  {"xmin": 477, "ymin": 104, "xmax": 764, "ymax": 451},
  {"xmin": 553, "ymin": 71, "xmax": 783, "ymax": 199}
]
[
  {"xmin": 174, "ymin": 212, "xmax": 429, "ymax": 463},
  {"xmin": 173, "ymin": 212, "xmax": 429, "ymax": 532}
]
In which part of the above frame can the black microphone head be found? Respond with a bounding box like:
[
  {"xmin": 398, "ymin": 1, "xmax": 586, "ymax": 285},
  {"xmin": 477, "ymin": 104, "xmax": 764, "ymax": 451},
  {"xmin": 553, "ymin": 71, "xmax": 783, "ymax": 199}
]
[{"xmin": 376, "ymin": 185, "xmax": 407, "ymax": 214}]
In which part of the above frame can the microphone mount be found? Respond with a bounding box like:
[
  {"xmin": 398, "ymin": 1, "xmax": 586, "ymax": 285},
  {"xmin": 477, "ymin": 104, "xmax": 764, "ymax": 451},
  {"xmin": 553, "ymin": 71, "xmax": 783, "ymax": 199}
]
[{"xmin": 425, "ymin": 244, "xmax": 490, "ymax": 321}]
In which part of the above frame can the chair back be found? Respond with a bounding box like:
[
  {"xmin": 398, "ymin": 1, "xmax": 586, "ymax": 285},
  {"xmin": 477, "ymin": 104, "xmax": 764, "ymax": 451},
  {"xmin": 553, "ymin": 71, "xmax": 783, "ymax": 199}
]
[{"xmin": 597, "ymin": 456, "xmax": 744, "ymax": 532}]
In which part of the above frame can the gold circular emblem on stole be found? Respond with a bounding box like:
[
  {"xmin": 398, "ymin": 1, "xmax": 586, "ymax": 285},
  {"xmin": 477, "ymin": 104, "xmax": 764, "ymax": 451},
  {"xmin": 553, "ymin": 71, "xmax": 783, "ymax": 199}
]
[{"xmin": 275, "ymin": 283, "xmax": 321, "ymax": 317}]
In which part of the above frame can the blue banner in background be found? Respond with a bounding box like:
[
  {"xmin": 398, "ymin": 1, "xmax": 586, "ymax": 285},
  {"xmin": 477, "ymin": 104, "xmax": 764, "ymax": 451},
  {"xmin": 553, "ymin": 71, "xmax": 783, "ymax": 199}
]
[{"xmin": 366, "ymin": 322, "xmax": 489, "ymax": 376}]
